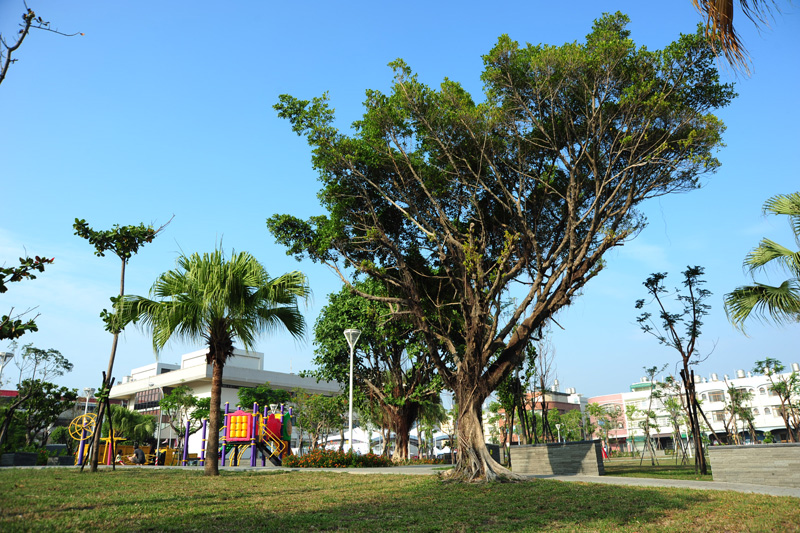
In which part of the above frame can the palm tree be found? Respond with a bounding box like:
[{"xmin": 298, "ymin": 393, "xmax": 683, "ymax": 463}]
[
  {"xmin": 691, "ymin": 0, "xmax": 781, "ymax": 73},
  {"xmin": 724, "ymin": 192, "xmax": 800, "ymax": 331},
  {"xmin": 123, "ymin": 249, "xmax": 309, "ymax": 476},
  {"xmin": 105, "ymin": 404, "xmax": 156, "ymax": 445}
]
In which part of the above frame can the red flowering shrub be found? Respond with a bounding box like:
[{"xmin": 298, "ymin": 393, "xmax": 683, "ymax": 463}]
[{"xmin": 282, "ymin": 449, "xmax": 392, "ymax": 468}]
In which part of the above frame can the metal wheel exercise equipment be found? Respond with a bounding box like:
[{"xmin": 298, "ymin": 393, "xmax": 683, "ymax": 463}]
[{"xmin": 68, "ymin": 413, "xmax": 97, "ymax": 440}]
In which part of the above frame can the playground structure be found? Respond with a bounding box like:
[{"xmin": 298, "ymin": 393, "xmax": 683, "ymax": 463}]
[
  {"xmin": 65, "ymin": 401, "xmax": 293, "ymax": 467},
  {"xmin": 217, "ymin": 402, "xmax": 293, "ymax": 467}
]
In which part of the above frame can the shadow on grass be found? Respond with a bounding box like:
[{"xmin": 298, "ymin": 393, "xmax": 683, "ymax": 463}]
[{"xmin": 268, "ymin": 478, "xmax": 703, "ymax": 532}]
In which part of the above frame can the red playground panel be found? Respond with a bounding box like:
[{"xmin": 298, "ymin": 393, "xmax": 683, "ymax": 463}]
[{"xmin": 266, "ymin": 413, "xmax": 282, "ymax": 438}]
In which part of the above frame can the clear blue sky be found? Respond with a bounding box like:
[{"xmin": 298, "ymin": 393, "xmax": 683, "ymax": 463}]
[{"xmin": 2, "ymin": 0, "xmax": 798, "ymax": 398}]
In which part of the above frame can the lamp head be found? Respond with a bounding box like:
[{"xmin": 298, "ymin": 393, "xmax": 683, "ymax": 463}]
[{"xmin": 344, "ymin": 329, "xmax": 361, "ymax": 350}]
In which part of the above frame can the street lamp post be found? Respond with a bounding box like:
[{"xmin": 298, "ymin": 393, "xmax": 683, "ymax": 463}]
[
  {"xmin": 83, "ymin": 387, "xmax": 95, "ymax": 415},
  {"xmin": 556, "ymin": 423, "xmax": 562, "ymax": 444},
  {"xmin": 0, "ymin": 352, "xmax": 14, "ymax": 387},
  {"xmin": 77, "ymin": 387, "xmax": 95, "ymax": 466},
  {"xmin": 343, "ymin": 329, "xmax": 361, "ymax": 453},
  {"xmin": 149, "ymin": 382, "xmax": 162, "ymax": 465}
]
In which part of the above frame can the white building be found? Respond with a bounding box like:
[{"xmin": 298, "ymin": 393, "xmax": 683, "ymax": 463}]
[
  {"xmin": 588, "ymin": 364, "xmax": 800, "ymax": 453},
  {"xmin": 109, "ymin": 348, "xmax": 340, "ymax": 455}
]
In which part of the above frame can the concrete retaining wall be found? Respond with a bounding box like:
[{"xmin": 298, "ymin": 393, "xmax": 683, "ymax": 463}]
[
  {"xmin": 708, "ymin": 443, "xmax": 800, "ymax": 488},
  {"xmin": 509, "ymin": 440, "xmax": 605, "ymax": 476},
  {"xmin": 1, "ymin": 452, "xmax": 38, "ymax": 466}
]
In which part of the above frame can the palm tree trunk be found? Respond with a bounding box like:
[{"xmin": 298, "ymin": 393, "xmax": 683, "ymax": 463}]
[{"xmin": 205, "ymin": 360, "xmax": 223, "ymax": 476}]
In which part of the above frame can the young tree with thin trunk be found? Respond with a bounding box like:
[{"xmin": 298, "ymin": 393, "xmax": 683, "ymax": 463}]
[
  {"xmin": 636, "ymin": 267, "xmax": 712, "ymax": 474},
  {"xmin": 73, "ymin": 218, "xmax": 168, "ymax": 472},
  {"xmin": 587, "ymin": 402, "xmax": 622, "ymax": 455},
  {"xmin": 159, "ymin": 385, "xmax": 212, "ymax": 455},
  {"xmin": 268, "ymin": 13, "xmax": 734, "ymax": 481},
  {"xmin": 754, "ymin": 358, "xmax": 799, "ymax": 442},
  {"xmin": 634, "ymin": 364, "xmax": 668, "ymax": 465},
  {"xmin": 121, "ymin": 249, "xmax": 309, "ymax": 476}
]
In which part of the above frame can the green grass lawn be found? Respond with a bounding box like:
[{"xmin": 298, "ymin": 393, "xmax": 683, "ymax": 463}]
[
  {"xmin": 602, "ymin": 457, "xmax": 714, "ymax": 481},
  {"xmin": 1, "ymin": 468, "xmax": 797, "ymax": 532}
]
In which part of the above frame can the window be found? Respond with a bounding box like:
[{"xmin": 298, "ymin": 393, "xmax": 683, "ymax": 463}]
[
  {"xmin": 765, "ymin": 408, "xmax": 771, "ymax": 416},
  {"xmin": 708, "ymin": 391, "xmax": 725, "ymax": 403},
  {"xmin": 133, "ymin": 388, "xmax": 164, "ymax": 411},
  {"xmin": 701, "ymin": 393, "xmax": 707, "ymax": 401},
  {"xmin": 752, "ymin": 408, "xmax": 759, "ymax": 416},
  {"xmin": 759, "ymin": 387, "xmax": 766, "ymax": 395},
  {"xmin": 712, "ymin": 411, "xmax": 726, "ymax": 422}
]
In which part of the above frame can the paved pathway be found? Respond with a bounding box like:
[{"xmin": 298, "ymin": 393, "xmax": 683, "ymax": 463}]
[
  {"xmin": 258, "ymin": 465, "xmax": 800, "ymax": 498},
  {"xmin": 28, "ymin": 464, "xmax": 800, "ymax": 498},
  {"xmin": 528, "ymin": 473, "xmax": 800, "ymax": 498}
]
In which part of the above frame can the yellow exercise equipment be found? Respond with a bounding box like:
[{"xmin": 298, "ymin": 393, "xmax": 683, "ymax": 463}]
[{"xmin": 68, "ymin": 413, "xmax": 96, "ymax": 441}]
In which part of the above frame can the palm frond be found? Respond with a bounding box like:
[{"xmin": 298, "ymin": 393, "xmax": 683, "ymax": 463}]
[
  {"xmin": 124, "ymin": 248, "xmax": 309, "ymax": 355},
  {"xmin": 745, "ymin": 238, "xmax": 800, "ymax": 278},
  {"xmin": 724, "ymin": 280, "xmax": 800, "ymax": 331},
  {"xmin": 763, "ymin": 192, "xmax": 800, "ymax": 245}
]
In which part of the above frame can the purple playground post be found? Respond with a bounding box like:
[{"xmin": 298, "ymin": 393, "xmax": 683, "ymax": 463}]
[
  {"xmin": 250, "ymin": 403, "xmax": 258, "ymax": 467},
  {"xmin": 262, "ymin": 406, "xmax": 269, "ymax": 466},
  {"xmin": 183, "ymin": 420, "xmax": 191, "ymax": 465},
  {"xmin": 279, "ymin": 404, "xmax": 285, "ymax": 459},
  {"xmin": 199, "ymin": 419, "xmax": 207, "ymax": 466},
  {"xmin": 220, "ymin": 402, "xmax": 230, "ymax": 466},
  {"xmin": 77, "ymin": 427, "xmax": 86, "ymax": 465}
]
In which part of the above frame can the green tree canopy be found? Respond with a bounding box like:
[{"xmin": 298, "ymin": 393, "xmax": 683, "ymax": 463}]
[
  {"xmin": 311, "ymin": 279, "xmax": 441, "ymax": 461},
  {"xmin": 1, "ymin": 256, "xmax": 53, "ymax": 342},
  {"xmin": 237, "ymin": 383, "xmax": 291, "ymax": 411},
  {"xmin": 293, "ymin": 390, "xmax": 346, "ymax": 449},
  {"xmin": 17, "ymin": 379, "xmax": 77, "ymax": 447},
  {"xmin": 7, "ymin": 343, "xmax": 73, "ymax": 385},
  {"xmin": 268, "ymin": 13, "xmax": 734, "ymax": 481},
  {"xmin": 158, "ymin": 385, "xmax": 210, "ymax": 448}
]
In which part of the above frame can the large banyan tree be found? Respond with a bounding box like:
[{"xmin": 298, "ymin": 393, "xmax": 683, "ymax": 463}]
[{"xmin": 268, "ymin": 13, "xmax": 735, "ymax": 481}]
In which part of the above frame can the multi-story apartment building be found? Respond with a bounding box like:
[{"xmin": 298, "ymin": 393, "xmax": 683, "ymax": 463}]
[{"xmin": 587, "ymin": 364, "xmax": 800, "ymax": 454}]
